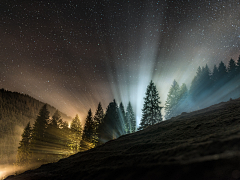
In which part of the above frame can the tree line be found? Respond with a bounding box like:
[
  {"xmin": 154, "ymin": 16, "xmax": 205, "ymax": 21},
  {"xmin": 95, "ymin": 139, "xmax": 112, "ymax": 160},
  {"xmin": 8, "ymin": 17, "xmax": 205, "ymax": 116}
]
[
  {"xmin": 131, "ymin": 56, "xmax": 240, "ymax": 130},
  {"xmin": 16, "ymin": 55, "xmax": 240, "ymax": 167},
  {"xmin": 17, "ymin": 100, "xmax": 136, "ymax": 166},
  {"xmin": 0, "ymin": 89, "xmax": 71, "ymax": 165},
  {"xmin": 165, "ymin": 56, "xmax": 240, "ymax": 119}
]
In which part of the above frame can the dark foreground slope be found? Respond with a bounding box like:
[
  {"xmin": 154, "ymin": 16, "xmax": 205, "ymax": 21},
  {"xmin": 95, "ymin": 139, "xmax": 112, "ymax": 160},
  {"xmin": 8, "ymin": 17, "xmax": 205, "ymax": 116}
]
[{"xmin": 6, "ymin": 98, "xmax": 240, "ymax": 180}]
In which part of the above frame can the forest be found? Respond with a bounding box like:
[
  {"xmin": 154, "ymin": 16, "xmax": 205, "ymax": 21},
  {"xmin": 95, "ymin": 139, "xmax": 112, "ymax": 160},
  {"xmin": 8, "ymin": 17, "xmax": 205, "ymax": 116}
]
[
  {"xmin": 16, "ymin": 101, "xmax": 136, "ymax": 167},
  {"xmin": 0, "ymin": 89, "xmax": 71, "ymax": 165},
  {"xmin": 164, "ymin": 56, "xmax": 240, "ymax": 120},
  {"xmin": 2, "ymin": 55, "xmax": 240, "ymax": 173}
]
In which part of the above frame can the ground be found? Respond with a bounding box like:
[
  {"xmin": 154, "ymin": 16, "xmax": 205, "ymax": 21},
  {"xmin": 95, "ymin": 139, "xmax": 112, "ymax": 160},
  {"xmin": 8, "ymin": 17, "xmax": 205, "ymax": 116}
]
[{"xmin": 5, "ymin": 98, "xmax": 240, "ymax": 180}]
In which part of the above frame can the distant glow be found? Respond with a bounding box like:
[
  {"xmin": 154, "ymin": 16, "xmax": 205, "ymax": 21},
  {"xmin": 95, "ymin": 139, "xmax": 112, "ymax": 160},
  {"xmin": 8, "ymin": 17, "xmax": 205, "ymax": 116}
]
[
  {"xmin": 0, "ymin": 170, "xmax": 6, "ymax": 180},
  {"xmin": 0, "ymin": 165, "xmax": 25, "ymax": 180}
]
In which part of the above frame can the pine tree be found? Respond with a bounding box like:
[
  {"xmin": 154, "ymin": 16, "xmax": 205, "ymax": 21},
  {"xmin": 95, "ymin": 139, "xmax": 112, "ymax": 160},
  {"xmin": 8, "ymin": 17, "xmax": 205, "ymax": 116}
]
[
  {"xmin": 139, "ymin": 81, "xmax": 162, "ymax": 130},
  {"xmin": 126, "ymin": 102, "xmax": 136, "ymax": 133},
  {"xmin": 44, "ymin": 110, "xmax": 63, "ymax": 162},
  {"xmin": 94, "ymin": 102, "xmax": 104, "ymax": 145},
  {"xmin": 165, "ymin": 80, "xmax": 180, "ymax": 120},
  {"xmin": 98, "ymin": 100, "xmax": 124, "ymax": 143},
  {"xmin": 218, "ymin": 61, "xmax": 228, "ymax": 80},
  {"xmin": 70, "ymin": 114, "xmax": 83, "ymax": 153},
  {"xmin": 60, "ymin": 121, "xmax": 72, "ymax": 157},
  {"xmin": 16, "ymin": 122, "xmax": 32, "ymax": 166},
  {"xmin": 175, "ymin": 83, "xmax": 189, "ymax": 114},
  {"xmin": 51, "ymin": 110, "xmax": 63, "ymax": 128},
  {"xmin": 216, "ymin": 61, "xmax": 228, "ymax": 93},
  {"xmin": 235, "ymin": 55, "xmax": 240, "ymax": 92},
  {"xmin": 211, "ymin": 65, "xmax": 219, "ymax": 84},
  {"xmin": 30, "ymin": 104, "xmax": 50, "ymax": 162},
  {"xmin": 202, "ymin": 64, "xmax": 211, "ymax": 88},
  {"xmin": 200, "ymin": 64, "xmax": 212, "ymax": 100},
  {"xmin": 114, "ymin": 101, "xmax": 125, "ymax": 136},
  {"xmin": 81, "ymin": 109, "xmax": 95, "ymax": 151},
  {"xmin": 228, "ymin": 58, "xmax": 236, "ymax": 80},
  {"xmin": 236, "ymin": 55, "xmax": 240, "ymax": 75},
  {"xmin": 189, "ymin": 66, "xmax": 202, "ymax": 103},
  {"xmin": 119, "ymin": 102, "xmax": 127, "ymax": 134},
  {"xmin": 94, "ymin": 102, "xmax": 104, "ymax": 127}
]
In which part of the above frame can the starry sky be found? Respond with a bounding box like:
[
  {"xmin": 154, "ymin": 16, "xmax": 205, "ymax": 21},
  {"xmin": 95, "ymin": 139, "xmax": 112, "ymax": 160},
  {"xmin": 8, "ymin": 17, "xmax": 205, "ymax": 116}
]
[{"xmin": 1, "ymin": 0, "xmax": 240, "ymax": 124}]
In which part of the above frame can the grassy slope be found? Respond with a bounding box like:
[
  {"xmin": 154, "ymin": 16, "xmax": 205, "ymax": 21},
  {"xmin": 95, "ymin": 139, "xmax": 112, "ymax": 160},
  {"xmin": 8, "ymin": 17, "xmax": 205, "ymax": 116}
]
[{"xmin": 6, "ymin": 98, "xmax": 240, "ymax": 180}]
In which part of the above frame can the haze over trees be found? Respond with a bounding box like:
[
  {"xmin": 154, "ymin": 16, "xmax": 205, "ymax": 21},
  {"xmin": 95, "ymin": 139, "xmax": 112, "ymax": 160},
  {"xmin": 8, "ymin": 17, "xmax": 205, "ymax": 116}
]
[
  {"xmin": 5, "ymin": 55, "xmax": 240, "ymax": 172},
  {"xmin": 0, "ymin": 89, "xmax": 71, "ymax": 165},
  {"xmin": 16, "ymin": 105, "xmax": 75, "ymax": 166},
  {"xmin": 69, "ymin": 114, "xmax": 83, "ymax": 154},
  {"xmin": 126, "ymin": 102, "xmax": 136, "ymax": 133},
  {"xmin": 97, "ymin": 100, "xmax": 127, "ymax": 144},
  {"xmin": 16, "ymin": 99, "xmax": 137, "ymax": 166},
  {"xmin": 16, "ymin": 122, "xmax": 32, "ymax": 166},
  {"xmin": 81, "ymin": 109, "xmax": 95, "ymax": 151},
  {"xmin": 165, "ymin": 81, "xmax": 189, "ymax": 120},
  {"xmin": 94, "ymin": 102, "xmax": 104, "ymax": 146},
  {"xmin": 164, "ymin": 56, "xmax": 240, "ymax": 119}
]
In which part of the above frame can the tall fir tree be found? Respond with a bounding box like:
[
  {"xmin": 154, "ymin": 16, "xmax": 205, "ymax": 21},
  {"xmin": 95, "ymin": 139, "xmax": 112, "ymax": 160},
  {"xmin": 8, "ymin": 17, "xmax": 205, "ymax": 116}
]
[
  {"xmin": 189, "ymin": 66, "xmax": 202, "ymax": 103},
  {"xmin": 126, "ymin": 102, "xmax": 136, "ymax": 133},
  {"xmin": 81, "ymin": 109, "xmax": 96, "ymax": 151},
  {"xmin": 98, "ymin": 100, "xmax": 124, "ymax": 143},
  {"xmin": 211, "ymin": 65, "xmax": 219, "ymax": 84},
  {"xmin": 202, "ymin": 64, "xmax": 211, "ymax": 89},
  {"xmin": 139, "ymin": 81, "xmax": 162, "ymax": 130},
  {"xmin": 94, "ymin": 102, "xmax": 104, "ymax": 145},
  {"xmin": 16, "ymin": 122, "xmax": 32, "ymax": 166},
  {"xmin": 165, "ymin": 80, "xmax": 180, "ymax": 120},
  {"xmin": 236, "ymin": 55, "xmax": 240, "ymax": 75},
  {"xmin": 218, "ymin": 61, "xmax": 228, "ymax": 80},
  {"xmin": 189, "ymin": 65, "xmax": 212, "ymax": 108},
  {"xmin": 235, "ymin": 55, "xmax": 240, "ymax": 91},
  {"xmin": 176, "ymin": 83, "xmax": 189, "ymax": 114},
  {"xmin": 30, "ymin": 104, "xmax": 50, "ymax": 162},
  {"xmin": 44, "ymin": 110, "xmax": 63, "ymax": 162},
  {"xmin": 119, "ymin": 102, "xmax": 127, "ymax": 134},
  {"xmin": 70, "ymin": 114, "xmax": 83, "ymax": 153},
  {"xmin": 60, "ymin": 121, "xmax": 72, "ymax": 157},
  {"xmin": 201, "ymin": 64, "xmax": 212, "ymax": 100},
  {"xmin": 228, "ymin": 58, "xmax": 236, "ymax": 80},
  {"xmin": 51, "ymin": 110, "xmax": 63, "ymax": 128},
  {"xmin": 94, "ymin": 102, "xmax": 104, "ymax": 127}
]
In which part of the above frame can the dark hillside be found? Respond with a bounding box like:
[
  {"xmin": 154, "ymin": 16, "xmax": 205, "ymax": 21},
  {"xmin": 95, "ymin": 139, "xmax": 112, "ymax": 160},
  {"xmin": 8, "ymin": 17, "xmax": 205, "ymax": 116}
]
[
  {"xmin": 0, "ymin": 89, "xmax": 72, "ymax": 165},
  {"xmin": 6, "ymin": 98, "xmax": 240, "ymax": 180}
]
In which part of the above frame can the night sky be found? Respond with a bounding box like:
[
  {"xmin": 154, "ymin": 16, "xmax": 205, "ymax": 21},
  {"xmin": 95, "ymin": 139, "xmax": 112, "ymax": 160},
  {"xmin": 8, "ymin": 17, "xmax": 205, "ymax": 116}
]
[{"xmin": 1, "ymin": 0, "xmax": 240, "ymax": 125}]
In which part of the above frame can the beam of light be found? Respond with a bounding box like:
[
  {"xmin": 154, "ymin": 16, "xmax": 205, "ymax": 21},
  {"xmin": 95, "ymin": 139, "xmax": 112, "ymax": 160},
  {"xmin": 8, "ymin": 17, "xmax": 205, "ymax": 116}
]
[
  {"xmin": 1, "ymin": 0, "xmax": 240, "ymax": 179},
  {"xmin": 0, "ymin": 163, "xmax": 50, "ymax": 180},
  {"xmin": 104, "ymin": 1, "xmax": 240, "ymax": 124},
  {"xmin": 0, "ymin": 169, "xmax": 7, "ymax": 180},
  {"xmin": 97, "ymin": 126, "xmax": 124, "ymax": 144},
  {"xmin": 0, "ymin": 165, "xmax": 28, "ymax": 180},
  {"xmin": 0, "ymin": 125, "xmax": 23, "ymax": 167},
  {"xmin": 79, "ymin": 140, "xmax": 95, "ymax": 152},
  {"xmin": 30, "ymin": 128, "xmax": 82, "ymax": 158},
  {"xmin": 1, "ymin": 1, "xmax": 239, "ymax": 127},
  {"xmin": 3, "ymin": 62, "xmax": 113, "ymax": 123}
]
